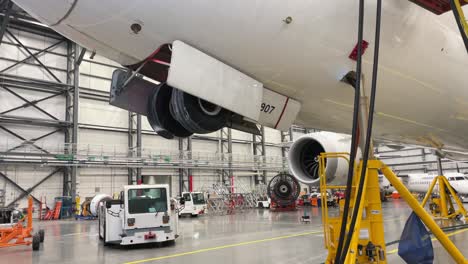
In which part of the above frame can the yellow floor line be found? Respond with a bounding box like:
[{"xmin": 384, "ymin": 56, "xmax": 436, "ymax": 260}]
[
  {"xmin": 387, "ymin": 228, "xmax": 468, "ymax": 254},
  {"xmin": 124, "ymin": 230, "xmax": 322, "ymax": 264}
]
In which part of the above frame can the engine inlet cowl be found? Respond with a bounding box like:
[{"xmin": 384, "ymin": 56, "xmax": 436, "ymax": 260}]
[{"xmin": 288, "ymin": 132, "xmax": 360, "ymax": 185}]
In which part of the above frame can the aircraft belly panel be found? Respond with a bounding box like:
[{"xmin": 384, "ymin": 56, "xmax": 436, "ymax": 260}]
[{"xmin": 11, "ymin": 0, "xmax": 468, "ymax": 150}]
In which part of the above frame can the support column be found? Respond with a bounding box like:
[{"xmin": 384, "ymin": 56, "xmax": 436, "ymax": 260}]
[
  {"xmin": 421, "ymin": 149, "xmax": 428, "ymax": 173},
  {"xmin": 178, "ymin": 136, "xmax": 192, "ymax": 195},
  {"xmin": 220, "ymin": 128, "xmax": 232, "ymax": 187},
  {"xmin": 0, "ymin": 0, "xmax": 13, "ymax": 44},
  {"xmin": 128, "ymin": 112, "xmax": 142, "ymax": 184},
  {"xmin": 60, "ymin": 41, "xmax": 80, "ymax": 199},
  {"xmin": 128, "ymin": 111, "xmax": 135, "ymax": 185},
  {"xmin": 187, "ymin": 136, "xmax": 192, "ymax": 191},
  {"xmin": 281, "ymin": 127, "xmax": 294, "ymax": 171},
  {"xmin": 64, "ymin": 40, "xmax": 73, "ymax": 196},
  {"xmin": 136, "ymin": 114, "xmax": 142, "ymax": 184},
  {"xmin": 127, "ymin": 111, "xmax": 136, "ymax": 185},
  {"xmin": 253, "ymin": 125, "xmax": 266, "ymax": 185},
  {"xmin": 70, "ymin": 43, "xmax": 80, "ymax": 203},
  {"xmin": 178, "ymin": 138, "xmax": 185, "ymax": 196}
]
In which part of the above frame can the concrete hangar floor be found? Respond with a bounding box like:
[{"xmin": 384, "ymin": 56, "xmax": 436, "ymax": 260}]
[{"xmin": 2, "ymin": 201, "xmax": 468, "ymax": 264}]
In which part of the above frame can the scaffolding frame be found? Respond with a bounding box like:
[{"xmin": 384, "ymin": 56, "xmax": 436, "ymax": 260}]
[{"xmin": 0, "ymin": 6, "xmax": 80, "ymax": 202}]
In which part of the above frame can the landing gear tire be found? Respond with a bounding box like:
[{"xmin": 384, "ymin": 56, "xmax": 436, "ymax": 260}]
[
  {"xmin": 39, "ymin": 229, "xmax": 45, "ymax": 243},
  {"xmin": 147, "ymin": 83, "xmax": 193, "ymax": 139},
  {"xmin": 32, "ymin": 233, "xmax": 40, "ymax": 251},
  {"xmin": 170, "ymin": 88, "xmax": 229, "ymax": 134}
]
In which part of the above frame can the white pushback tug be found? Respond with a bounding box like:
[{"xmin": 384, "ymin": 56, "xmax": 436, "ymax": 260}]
[
  {"xmin": 178, "ymin": 192, "xmax": 207, "ymax": 217},
  {"xmin": 91, "ymin": 184, "xmax": 181, "ymax": 246}
]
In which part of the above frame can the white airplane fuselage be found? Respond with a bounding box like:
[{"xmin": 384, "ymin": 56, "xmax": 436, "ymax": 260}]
[
  {"xmin": 379, "ymin": 174, "xmax": 398, "ymax": 194},
  {"xmin": 407, "ymin": 173, "xmax": 468, "ymax": 195},
  {"xmin": 12, "ymin": 0, "xmax": 468, "ymax": 151}
]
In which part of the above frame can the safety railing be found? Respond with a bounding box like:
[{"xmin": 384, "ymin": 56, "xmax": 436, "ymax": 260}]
[
  {"xmin": 318, "ymin": 152, "xmax": 351, "ymax": 254},
  {"xmin": 0, "ymin": 141, "xmax": 287, "ymax": 171}
]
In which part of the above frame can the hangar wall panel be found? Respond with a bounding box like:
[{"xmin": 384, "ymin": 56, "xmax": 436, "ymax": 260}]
[
  {"xmin": 78, "ymin": 167, "xmax": 127, "ymax": 199},
  {"xmin": 80, "ymin": 98, "xmax": 128, "ymax": 128},
  {"xmin": 141, "ymin": 171, "xmax": 176, "ymax": 196},
  {"xmin": 264, "ymin": 127, "xmax": 281, "ymax": 144},
  {"xmin": 142, "ymin": 135, "xmax": 179, "ymax": 151},
  {"xmin": 0, "ymin": 166, "xmax": 63, "ymax": 208},
  {"xmin": 191, "ymin": 170, "xmax": 221, "ymax": 191},
  {"xmin": 232, "ymin": 143, "xmax": 251, "ymax": 155},
  {"xmin": 79, "ymin": 129, "xmax": 128, "ymax": 152}
]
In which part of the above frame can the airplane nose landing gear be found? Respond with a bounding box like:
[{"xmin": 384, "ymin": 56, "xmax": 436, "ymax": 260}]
[{"xmin": 110, "ymin": 68, "xmax": 231, "ymax": 138}]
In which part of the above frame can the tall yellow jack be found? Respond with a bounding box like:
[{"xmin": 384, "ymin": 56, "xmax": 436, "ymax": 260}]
[
  {"xmin": 420, "ymin": 175, "xmax": 468, "ymax": 220},
  {"xmin": 319, "ymin": 153, "xmax": 468, "ymax": 264},
  {"xmin": 320, "ymin": 154, "xmax": 387, "ymax": 263}
]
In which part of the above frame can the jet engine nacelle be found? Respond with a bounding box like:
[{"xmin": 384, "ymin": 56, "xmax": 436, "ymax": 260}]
[{"xmin": 288, "ymin": 132, "xmax": 360, "ymax": 185}]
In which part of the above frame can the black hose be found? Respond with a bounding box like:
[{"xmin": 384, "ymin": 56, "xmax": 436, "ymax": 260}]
[
  {"xmin": 449, "ymin": 0, "xmax": 468, "ymax": 53},
  {"xmin": 333, "ymin": 0, "xmax": 366, "ymax": 262},
  {"xmin": 339, "ymin": 0, "xmax": 382, "ymax": 262}
]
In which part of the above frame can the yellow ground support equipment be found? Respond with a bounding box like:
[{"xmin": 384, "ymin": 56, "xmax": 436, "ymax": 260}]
[
  {"xmin": 450, "ymin": 0, "xmax": 468, "ymax": 52},
  {"xmin": 420, "ymin": 175, "xmax": 468, "ymax": 220},
  {"xmin": 319, "ymin": 152, "xmax": 468, "ymax": 264}
]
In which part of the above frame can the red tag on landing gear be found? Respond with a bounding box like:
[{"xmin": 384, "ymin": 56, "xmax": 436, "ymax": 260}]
[
  {"xmin": 349, "ymin": 40, "xmax": 369, "ymax": 61},
  {"xmin": 144, "ymin": 232, "xmax": 156, "ymax": 240}
]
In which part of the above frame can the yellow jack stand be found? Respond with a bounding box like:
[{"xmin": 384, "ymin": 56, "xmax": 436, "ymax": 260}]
[
  {"xmin": 75, "ymin": 196, "xmax": 81, "ymax": 216},
  {"xmin": 319, "ymin": 153, "xmax": 468, "ymax": 264},
  {"xmin": 320, "ymin": 154, "xmax": 386, "ymax": 264},
  {"xmin": 420, "ymin": 176, "xmax": 467, "ymax": 220}
]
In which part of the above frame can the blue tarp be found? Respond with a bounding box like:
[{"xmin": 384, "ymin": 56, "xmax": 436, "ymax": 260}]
[{"xmin": 398, "ymin": 212, "xmax": 434, "ymax": 264}]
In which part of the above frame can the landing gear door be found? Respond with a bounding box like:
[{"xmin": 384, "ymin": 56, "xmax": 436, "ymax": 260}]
[{"xmin": 167, "ymin": 40, "xmax": 263, "ymax": 122}]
